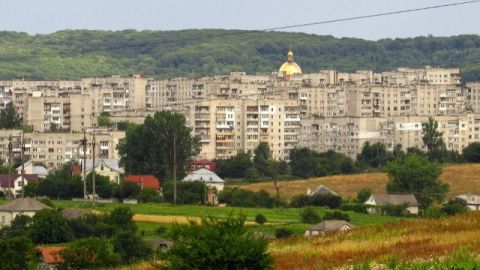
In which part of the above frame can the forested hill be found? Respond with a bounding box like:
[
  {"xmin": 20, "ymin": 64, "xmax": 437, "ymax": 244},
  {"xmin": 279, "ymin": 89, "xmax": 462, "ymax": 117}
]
[{"xmin": 0, "ymin": 29, "xmax": 479, "ymax": 81}]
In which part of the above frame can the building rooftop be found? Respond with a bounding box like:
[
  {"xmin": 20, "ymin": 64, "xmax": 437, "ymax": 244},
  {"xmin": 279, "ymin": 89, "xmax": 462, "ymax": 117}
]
[
  {"xmin": 183, "ymin": 168, "xmax": 224, "ymax": 183},
  {"xmin": 308, "ymin": 185, "xmax": 338, "ymax": 197},
  {"xmin": 125, "ymin": 175, "xmax": 160, "ymax": 190},
  {"xmin": 83, "ymin": 159, "xmax": 124, "ymax": 174},
  {"xmin": 0, "ymin": 174, "xmax": 39, "ymax": 188},
  {"xmin": 37, "ymin": 246, "xmax": 64, "ymax": 265},
  {"xmin": 307, "ymin": 220, "xmax": 355, "ymax": 232},
  {"xmin": 0, "ymin": 198, "xmax": 51, "ymax": 212},
  {"xmin": 368, "ymin": 194, "xmax": 419, "ymax": 206}
]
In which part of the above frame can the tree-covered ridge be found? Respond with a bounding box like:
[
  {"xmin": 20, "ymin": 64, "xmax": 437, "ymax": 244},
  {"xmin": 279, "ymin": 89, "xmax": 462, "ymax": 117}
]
[{"xmin": 0, "ymin": 29, "xmax": 480, "ymax": 81}]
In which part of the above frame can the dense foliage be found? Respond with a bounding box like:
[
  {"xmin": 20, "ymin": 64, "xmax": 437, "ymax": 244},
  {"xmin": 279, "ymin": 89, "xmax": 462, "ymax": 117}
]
[
  {"xmin": 385, "ymin": 153, "xmax": 449, "ymax": 208},
  {"xmin": 219, "ymin": 188, "xmax": 277, "ymax": 208},
  {"xmin": 118, "ymin": 111, "xmax": 200, "ymax": 180},
  {"xmin": 290, "ymin": 148, "xmax": 355, "ymax": 178},
  {"xmin": 167, "ymin": 214, "xmax": 272, "ymax": 270},
  {"xmin": 1, "ymin": 30, "xmax": 480, "ymax": 82},
  {"xmin": 290, "ymin": 193, "xmax": 342, "ymax": 208},
  {"xmin": 163, "ymin": 181, "xmax": 207, "ymax": 205},
  {"xmin": 0, "ymin": 237, "xmax": 36, "ymax": 270}
]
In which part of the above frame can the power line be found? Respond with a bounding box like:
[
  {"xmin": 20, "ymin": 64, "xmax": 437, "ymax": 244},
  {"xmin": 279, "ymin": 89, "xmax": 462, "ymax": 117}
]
[{"xmin": 262, "ymin": 0, "xmax": 480, "ymax": 31}]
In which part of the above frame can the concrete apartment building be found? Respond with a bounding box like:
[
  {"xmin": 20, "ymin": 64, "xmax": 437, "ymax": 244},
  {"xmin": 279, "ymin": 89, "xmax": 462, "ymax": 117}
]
[
  {"xmin": 0, "ymin": 129, "xmax": 124, "ymax": 170},
  {"xmin": 188, "ymin": 98, "xmax": 300, "ymax": 160}
]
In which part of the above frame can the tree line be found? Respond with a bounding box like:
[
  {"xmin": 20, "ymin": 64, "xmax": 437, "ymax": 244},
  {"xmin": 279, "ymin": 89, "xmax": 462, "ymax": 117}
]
[{"xmin": 0, "ymin": 30, "xmax": 479, "ymax": 81}]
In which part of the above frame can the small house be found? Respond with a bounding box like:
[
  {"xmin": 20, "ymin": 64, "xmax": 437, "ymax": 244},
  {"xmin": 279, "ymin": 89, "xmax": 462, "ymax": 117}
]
[
  {"xmin": 81, "ymin": 159, "xmax": 124, "ymax": 184},
  {"xmin": 37, "ymin": 246, "xmax": 64, "ymax": 270},
  {"xmin": 183, "ymin": 168, "xmax": 225, "ymax": 192},
  {"xmin": 125, "ymin": 175, "xmax": 161, "ymax": 191},
  {"xmin": 365, "ymin": 194, "xmax": 419, "ymax": 215},
  {"xmin": 191, "ymin": 159, "xmax": 217, "ymax": 172},
  {"xmin": 0, "ymin": 174, "xmax": 39, "ymax": 198},
  {"xmin": 456, "ymin": 193, "xmax": 480, "ymax": 210},
  {"xmin": 0, "ymin": 198, "xmax": 51, "ymax": 227},
  {"xmin": 307, "ymin": 185, "xmax": 338, "ymax": 197},
  {"xmin": 304, "ymin": 220, "xmax": 355, "ymax": 237},
  {"xmin": 16, "ymin": 160, "xmax": 48, "ymax": 178}
]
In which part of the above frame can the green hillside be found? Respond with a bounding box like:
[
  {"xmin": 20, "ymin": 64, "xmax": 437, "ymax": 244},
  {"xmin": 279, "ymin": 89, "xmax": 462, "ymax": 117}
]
[{"xmin": 0, "ymin": 29, "xmax": 479, "ymax": 81}]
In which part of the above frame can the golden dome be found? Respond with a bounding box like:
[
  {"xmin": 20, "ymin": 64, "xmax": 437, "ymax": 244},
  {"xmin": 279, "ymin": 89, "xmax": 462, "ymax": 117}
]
[{"xmin": 279, "ymin": 50, "xmax": 302, "ymax": 77}]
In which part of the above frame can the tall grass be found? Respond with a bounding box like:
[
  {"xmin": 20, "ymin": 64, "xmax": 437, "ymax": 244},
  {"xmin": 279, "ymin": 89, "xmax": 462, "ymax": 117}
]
[{"xmin": 270, "ymin": 212, "xmax": 480, "ymax": 269}]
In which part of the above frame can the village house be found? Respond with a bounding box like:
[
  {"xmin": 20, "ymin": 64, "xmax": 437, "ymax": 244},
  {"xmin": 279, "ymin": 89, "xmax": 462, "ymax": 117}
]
[
  {"xmin": 37, "ymin": 246, "xmax": 64, "ymax": 270},
  {"xmin": 307, "ymin": 184, "xmax": 339, "ymax": 197},
  {"xmin": 183, "ymin": 168, "xmax": 225, "ymax": 205},
  {"xmin": 0, "ymin": 198, "xmax": 51, "ymax": 227},
  {"xmin": 456, "ymin": 193, "xmax": 480, "ymax": 210},
  {"xmin": 365, "ymin": 194, "xmax": 419, "ymax": 215},
  {"xmin": 304, "ymin": 220, "xmax": 355, "ymax": 237},
  {"xmin": 15, "ymin": 160, "xmax": 49, "ymax": 178},
  {"xmin": 81, "ymin": 158, "xmax": 124, "ymax": 184},
  {"xmin": 0, "ymin": 174, "xmax": 39, "ymax": 198}
]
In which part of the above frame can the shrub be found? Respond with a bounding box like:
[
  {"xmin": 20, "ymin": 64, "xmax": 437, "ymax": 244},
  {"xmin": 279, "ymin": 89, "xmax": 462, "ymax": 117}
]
[
  {"xmin": 113, "ymin": 231, "xmax": 153, "ymax": 264},
  {"xmin": 290, "ymin": 194, "xmax": 310, "ymax": 208},
  {"xmin": 308, "ymin": 194, "xmax": 342, "ymax": 209},
  {"xmin": 323, "ymin": 210, "xmax": 350, "ymax": 222},
  {"xmin": 60, "ymin": 237, "xmax": 121, "ymax": 269},
  {"xmin": 29, "ymin": 209, "xmax": 73, "ymax": 244},
  {"xmin": 137, "ymin": 188, "xmax": 162, "ymax": 203},
  {"xmin": 441, "ymin": 198, "xmax": 469, "ymax": 216},
  {"xmin": 219, "ymin": 188, "xmax": 276, "ymax": 208},
  {"xmin": 255, "ymin": 213, "xmax": 267, "ymax": 225},
  {"xmin": 245, "ymin": 167, "xmax": 260, "ymax": 182},
  {"xmin": 381, "ymin": 203, "xmax": 409, "ymax": 217},
  {"xmin": 274, "ymin": 228, "xmax": 293, "ymax": 239},
  {"xmin": 0, "ymin": 237, "xmax": 36, "ymax": 270},
  {"xmin": 355, "ymin": 188, "xmax": 372, "ymax": 203},
  {"xmin": 168, "ymin": 214, "xmax": 272, "ymax": 269},
  {"xmin": 300, "ymin": 207, "xmax": 321, "ymax": 224},
  {"xmin": 340, "ymin": 203, "xmax": 368, "ymax": 213}
]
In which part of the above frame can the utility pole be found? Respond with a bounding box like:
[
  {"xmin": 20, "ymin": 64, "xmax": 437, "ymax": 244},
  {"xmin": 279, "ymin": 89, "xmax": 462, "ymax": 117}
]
[
  {"xmin": 81, "ymin": 130, "xmax": 87, "ymax": 199},
  {"xmin": 173, "ymin": 132, "xmax": 177, "ymax": 207},
  {"xmin": 7, "ymin": 135, "xmax": 12, "ymax": 200},
  {"xmin": 20, "ymin": 131, "xmax": 25, "ymax": 198},
  {"xmin": 92, "ymin": 132, "xmax": 96, "ymax": 204}
]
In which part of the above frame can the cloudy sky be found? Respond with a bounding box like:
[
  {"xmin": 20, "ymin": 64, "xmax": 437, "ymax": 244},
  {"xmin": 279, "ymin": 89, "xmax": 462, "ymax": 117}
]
[{"xmin": 0, "ymin": 0, "xmax": 478, "ymax": 40}]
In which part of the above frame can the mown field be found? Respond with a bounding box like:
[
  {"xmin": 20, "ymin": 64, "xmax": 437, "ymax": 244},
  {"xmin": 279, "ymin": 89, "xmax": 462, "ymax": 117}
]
[
  {"xmin": 234, "ymin": 163, "xmax": 480, "ymax": 201},
  {"xmin": 270, "ymin": 212, "xmax": 480, "ymax": 269},
  {"xmin": 52, "ymin": 200, "xmax": 398, "ymax": 237}
]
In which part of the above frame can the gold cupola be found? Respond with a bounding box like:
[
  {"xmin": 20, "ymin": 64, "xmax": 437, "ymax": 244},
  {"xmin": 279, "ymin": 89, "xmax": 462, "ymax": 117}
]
[{"xmin": 279, "ymin": 50, "xmax": 302, "ymax": 77}]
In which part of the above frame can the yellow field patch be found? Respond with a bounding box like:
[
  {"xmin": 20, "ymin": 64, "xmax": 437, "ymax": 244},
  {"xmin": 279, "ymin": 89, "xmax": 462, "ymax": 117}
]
[
  {"xmin": 133, "ymin": 214, "xmax": 201, "ymax": 224},
  {"xmin": 234, "ymin": 163, "xmax": 480, "ymax": 201}
]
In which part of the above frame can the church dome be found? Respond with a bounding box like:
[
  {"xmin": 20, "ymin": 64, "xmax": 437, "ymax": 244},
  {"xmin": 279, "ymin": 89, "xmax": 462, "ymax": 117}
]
[{"xmin": 279, "ymin": 50, "xmax": 302, "ymax": 77}]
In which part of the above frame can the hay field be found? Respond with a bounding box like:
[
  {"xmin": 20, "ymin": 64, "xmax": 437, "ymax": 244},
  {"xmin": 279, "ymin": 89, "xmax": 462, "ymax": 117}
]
[
  {"xmin": 270, "ymin": 212, "xmax": 480, "ymax": 269},
  {"xmin": 235, "ymin": 163, "xmax": 480, "ymax": 201}
]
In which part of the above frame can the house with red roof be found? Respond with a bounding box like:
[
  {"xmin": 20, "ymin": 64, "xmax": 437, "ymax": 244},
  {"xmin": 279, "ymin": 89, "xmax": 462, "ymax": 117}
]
[
  {"xmin": 191, "ymin": 159, "xmax": 217, "ymax": 172},
  {"xmin": 37, "ymin": 246, "xmax": 64, "ymax": 270},
  {"xmin": 125, "ymin": 175, "xmax": 161, "ymax": 191},
  {"xmin": 0, "ymin": 174, "xmax": 39, "ymax": 198}
]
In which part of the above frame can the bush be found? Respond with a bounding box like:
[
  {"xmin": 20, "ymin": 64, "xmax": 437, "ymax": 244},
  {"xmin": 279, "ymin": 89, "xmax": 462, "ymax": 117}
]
[
  {"xmin": 29, "ymin": 209, "xmax": 73, "ymax": 244},
  {"xmin": 245, "ymin": 167, "xmax": 260, "ymax": 182},
  {"xmin": 441, "ymin": 198, "xmax": 469, "ymax": 216},
  {"xmin": 219, "ymin": 188, "xmax": 276, "ymax": 208},
  {"xmin": 340, "ymin": 203, "xmax": 368, "ymax": 213},
  {"xmin": 0, "ymin": 237, "xmax": 36, "ymax": 270},
  {"xmin": 355, "ymin": 188, "xmax": 372, "ymax": 203},
  {"xmin": 323, "ymin": 210, "xmax": 350, "ymax": 222},
  {"xmin": 163, "ymin": 181, "xmax": 207, "ymax": 205},
  {"xmin": 60, "ymin": 237, "xmax": 121, "ymax": 269},
  {"xmin": 308, "ymin": 194, "xmax": 342, "ymax": 209},
  {"xmin": 113, "ymin": 231, "xmax": 153, "ymax": 264},
  {"xmin": 422, "ymin": 205, "xmax": 443, "ymax": 218},
  {"xmin": 137, "ymin": 188, "xmax": 162, "ymax": 203},
  {"xmin": 290, "ymin": 194, "xmax": 310, "ymax": 208},
  {"xmin": 381, "ymin": 203, "xmax": 410, "ymax": 217},
  {"xmin": 168, "ymin": 214, "xmax": 272, "ymax": 269},
  {"xmin": 274, "ymin": 228, "xmax": 293, "ymax": 239},
  {"xmin": 255, "ymin": 213, "xmax": 267, "ymax": 225},
  {"xmin": 300, "ymin": 207, "xmax": 321, "ymax": 224}
]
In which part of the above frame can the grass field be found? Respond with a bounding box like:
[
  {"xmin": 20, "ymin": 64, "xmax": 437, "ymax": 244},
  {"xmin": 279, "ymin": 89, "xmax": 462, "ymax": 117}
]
[
  {"xmin": 270, "ymin": 212, "xmax": 480, "ymax": 270},
  {"xmin": 234, "ymin": 163, "xmax": 480, "ymax": 201}
]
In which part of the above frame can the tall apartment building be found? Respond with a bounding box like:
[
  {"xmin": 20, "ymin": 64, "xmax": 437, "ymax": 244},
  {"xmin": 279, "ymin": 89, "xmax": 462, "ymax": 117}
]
[
  {"xmin": 0, "ymin": 129, "xmax": 125, "ymax": 170},
  {"xmin": 24, "ymin": 94, "xmax": 93, "ymax": 132},
  {"xmin": 188, "ymin": 98, "xmax": 300, "ymax": 160}
]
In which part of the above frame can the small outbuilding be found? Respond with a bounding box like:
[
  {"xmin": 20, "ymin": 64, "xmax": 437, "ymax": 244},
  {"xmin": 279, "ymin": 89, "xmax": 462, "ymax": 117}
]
[
  {"xmin": 37, "ymin": 246, "xmax": 64, "ymax": 270},
  {"xmin": 365, "ymin": 194, "xmax": 419, "ymax": 215},
  {"xmin": 183, "ymin": 168, "xmax": 225, "ymax": 192},
  {"xmin": 456, "ymin": 193, "xmax": 480, "ymax": 210},
  {"xmin": 0, "ymin": 198, "xmax": 51, "ymax": 227},
  {"xmin": 304, "ymin": 220, "xmax": 355, "ymax": 237}
]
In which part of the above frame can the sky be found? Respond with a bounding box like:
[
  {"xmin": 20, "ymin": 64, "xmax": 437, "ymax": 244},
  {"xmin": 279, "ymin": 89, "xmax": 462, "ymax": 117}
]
[{"xmin": 0, "ymin": 0, "xmax": 478, "ymax": 40}]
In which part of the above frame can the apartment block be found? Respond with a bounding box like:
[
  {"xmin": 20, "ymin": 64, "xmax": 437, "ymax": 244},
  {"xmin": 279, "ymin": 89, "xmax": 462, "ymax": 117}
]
[
  {"xmin": 0, "ymin": 130, "xmax": 124, "ymax": 170},
  {"xmin": 189, "ymin": 98, "xmax": 300, "ymax": 161}
]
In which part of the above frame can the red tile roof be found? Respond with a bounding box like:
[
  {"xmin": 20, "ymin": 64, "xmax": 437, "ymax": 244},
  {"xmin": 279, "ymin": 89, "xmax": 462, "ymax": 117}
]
[
  {"xmin": 125, "ymin": 175, "xmax": 160, "ymax": 190},
  {"xmin": 37, "ymin": 246, "xmax": 64, "ymax": 264}
]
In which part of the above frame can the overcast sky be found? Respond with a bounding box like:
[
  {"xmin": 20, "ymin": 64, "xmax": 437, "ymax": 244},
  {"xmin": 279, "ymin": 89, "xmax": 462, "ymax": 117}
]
[{"xmin": 0, "ymin": 0, "xmax": 478, "ymax": 40}]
